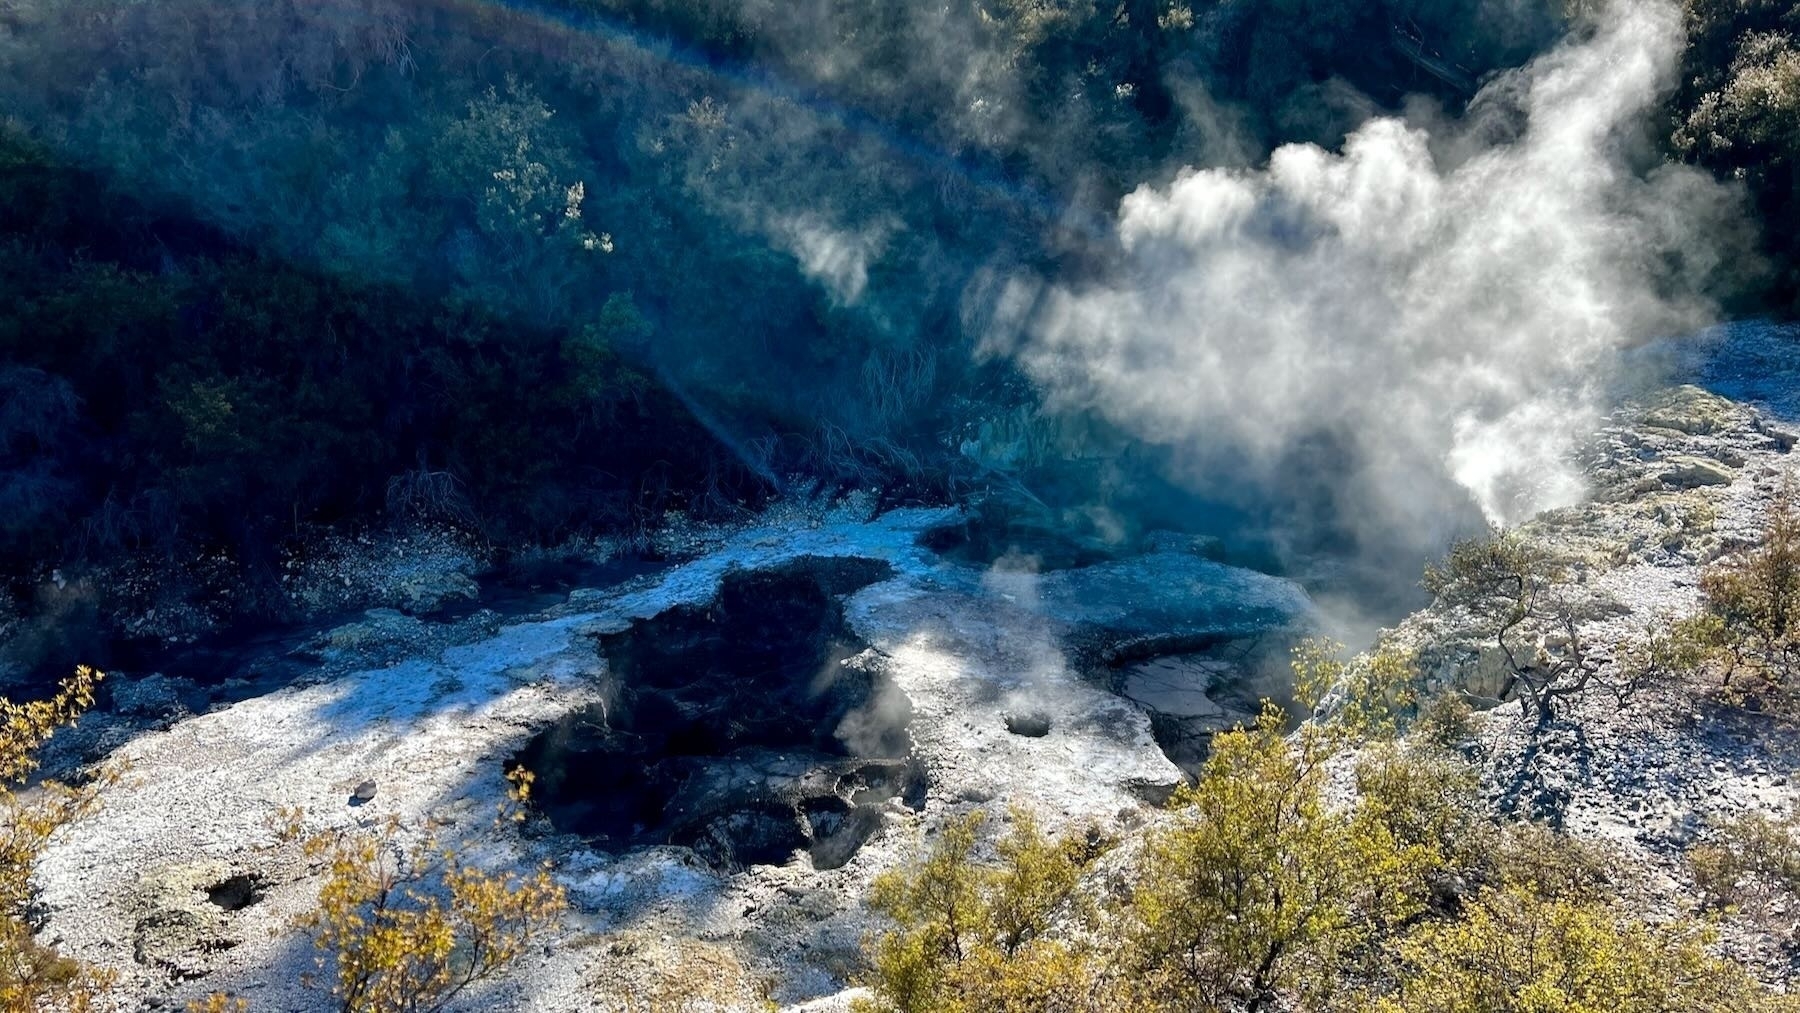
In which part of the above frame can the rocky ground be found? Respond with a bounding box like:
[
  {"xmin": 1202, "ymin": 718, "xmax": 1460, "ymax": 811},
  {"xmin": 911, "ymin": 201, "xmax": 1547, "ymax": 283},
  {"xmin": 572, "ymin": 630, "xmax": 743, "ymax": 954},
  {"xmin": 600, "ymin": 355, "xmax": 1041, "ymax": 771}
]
[{"xmin": 27, "ymin": 496, "xmax": 1311, "ymax": 1012}]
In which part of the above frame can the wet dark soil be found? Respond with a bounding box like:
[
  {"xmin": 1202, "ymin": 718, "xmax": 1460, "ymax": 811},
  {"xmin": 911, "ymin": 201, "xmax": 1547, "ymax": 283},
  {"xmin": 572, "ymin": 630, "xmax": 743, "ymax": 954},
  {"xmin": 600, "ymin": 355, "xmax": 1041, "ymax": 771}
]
[{"xmin": 514, "ymin": 557, "xmax": 924, "ymax": 870}]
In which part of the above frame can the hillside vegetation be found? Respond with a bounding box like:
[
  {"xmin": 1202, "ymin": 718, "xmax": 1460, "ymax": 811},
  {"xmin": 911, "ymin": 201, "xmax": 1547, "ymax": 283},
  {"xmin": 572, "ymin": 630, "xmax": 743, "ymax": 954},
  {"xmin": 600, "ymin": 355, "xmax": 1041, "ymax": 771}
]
[{"xmin": 0, "ymin": 0, "xmax": 1730, "ymax": 590}]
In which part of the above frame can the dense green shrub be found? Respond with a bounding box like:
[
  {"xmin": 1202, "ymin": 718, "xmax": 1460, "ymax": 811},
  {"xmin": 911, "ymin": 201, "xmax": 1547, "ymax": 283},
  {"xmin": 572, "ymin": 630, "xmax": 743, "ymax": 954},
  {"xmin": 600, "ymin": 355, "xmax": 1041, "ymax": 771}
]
[
  {"xmin": 1675, "ymin": 0, "xmax": 1800, "ymax": 307},
  {"xmin": 857, "ymin": 710, "xmax": 1794, "ymax": 1013},
  {"xmin": 0, "ymin": 129, "xmax": 748, "ymax": 593},
  {"xmin": 1651, "ymin": 485, "xmax": 1800, "ymax": 712},
  {"xmin": 1363, "ymin": 884, "xmax": 1796, "ymax": 1013}
]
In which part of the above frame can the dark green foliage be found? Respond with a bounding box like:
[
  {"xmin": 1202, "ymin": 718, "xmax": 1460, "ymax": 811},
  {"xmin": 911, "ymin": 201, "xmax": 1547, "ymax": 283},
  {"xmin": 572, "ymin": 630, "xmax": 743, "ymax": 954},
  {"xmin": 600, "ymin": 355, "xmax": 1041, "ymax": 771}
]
[
  {"xmin": 0, "ymin": 130, "xmax": 746, "ymax": 589},
  {"xmin": 1674, "ymin": 0, "xmax": 1800, "ymax": 307},
  {"xmin": 559, "ymin": 0, "xmax": 1563, "ymax": 179},
  {"xmin": 0, "ymin": 0, "xmax": 1583, "ymax": 480},
  {"xmin": 0, "ymin": 0, "xmax": 1787, "ymax": 608}
]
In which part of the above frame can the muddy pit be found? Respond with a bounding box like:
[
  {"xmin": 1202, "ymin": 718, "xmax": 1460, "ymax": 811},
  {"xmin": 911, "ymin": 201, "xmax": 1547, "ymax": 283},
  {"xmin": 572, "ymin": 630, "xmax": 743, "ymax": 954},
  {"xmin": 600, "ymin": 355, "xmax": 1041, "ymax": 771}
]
[
  {"xmin": 918, "ymin": 510, "xmax": 1121, "ymax": 572},
  {"xmin": 514, "ymin": 558, "xmax": 924, "ymax": 871},
  {"xmin": 1101, "ymin": 636, "xmax": 1298, "ymax": 773}
]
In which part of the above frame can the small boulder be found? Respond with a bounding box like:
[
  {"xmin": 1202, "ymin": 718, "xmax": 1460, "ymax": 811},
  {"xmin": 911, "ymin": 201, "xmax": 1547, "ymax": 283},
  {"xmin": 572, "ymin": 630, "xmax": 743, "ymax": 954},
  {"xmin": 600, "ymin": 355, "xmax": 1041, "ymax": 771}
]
[
  {"xmin": 319, "ymin": 609, "xmax": 424, "ymax": 652},
  {"xmin": 395, "ymin": 571, "xmax": 480, "ymax": 615},
  {"xmin": 1657, "ymin": 455, "xmax": 1734, "ymax": 489},
  {"xmin": 1640, "ymin": 386, "xmax": 1737, "ymax": 436}
]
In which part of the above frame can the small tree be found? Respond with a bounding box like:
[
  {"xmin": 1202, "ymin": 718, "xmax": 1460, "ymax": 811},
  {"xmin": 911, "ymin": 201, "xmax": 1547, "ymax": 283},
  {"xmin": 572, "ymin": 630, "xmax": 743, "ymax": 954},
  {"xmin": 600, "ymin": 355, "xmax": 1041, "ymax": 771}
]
[
  {"xmin": 287, "ymin": 769, "xmax": 567, "ymax": 1013},
  {"xmin": 1126, "ymin": 706, "xmax": 1431, "ymax": 1012},
  {"xmin": 1423, "ymin": 533, "xmax": 1622, "ymax": 729},
  {"xmin": 856, "ymin": 809, "xmax": 1115, "ymax": 1013}
]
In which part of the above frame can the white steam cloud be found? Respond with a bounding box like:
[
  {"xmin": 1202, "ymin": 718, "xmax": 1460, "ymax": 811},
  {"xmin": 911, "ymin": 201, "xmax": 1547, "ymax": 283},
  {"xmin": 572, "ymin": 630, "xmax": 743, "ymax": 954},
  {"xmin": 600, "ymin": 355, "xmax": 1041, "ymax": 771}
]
[
  {"xmin": 990, "ymin": 1, "xmax": 1744, "ymax": 545},
  {"xmin": 777, "ymin": 214, "xmax": 892, "ymax": 306}
]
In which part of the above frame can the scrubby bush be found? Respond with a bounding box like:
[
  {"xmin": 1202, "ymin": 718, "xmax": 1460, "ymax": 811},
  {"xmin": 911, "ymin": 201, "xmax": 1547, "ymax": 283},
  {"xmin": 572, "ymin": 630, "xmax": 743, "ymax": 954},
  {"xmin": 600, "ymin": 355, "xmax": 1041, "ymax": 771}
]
[
  {"xmin": 0, "ymin": 665, "xmax": 113, "ymax": 1012},
  {"xmin": 1695, "ymin": 487, "xmax": 1800, "ymax": 705},
  {"xmin": 1411, "ymin": 690, "xmax": 1476, "ymax": 747},
  {"xmin": 283, "ymin": 769, "xmax": 568, "ymax": 1013},
  {"xmin": 1353, "ymin": 740, "xmax": 1490, "ymax": 877},
  {"xmin": 861, "ymin": 709, "xmax": 1455, "ymax": 1013},
  {"xmin": 1483, "ymin": 819, "xmax": 1621, "ymax": 907},
  {"xmin": 859, "ymin": 701, "xmax": 1796, "ymax": 1013},
  {"xmin": 1689, "ymin": 808, "xmax": 1800, "ymax": 910},
  {"xmin": 855, "ymin": 808, "xmax": 1116, "ymax": 1013},
  {"xmin": 1646, "ymin": 485, "xmax": 1800, "ymax": 713},
  {"xmin": 1128, "ymin": 706, "xmax": 1433, "ymax": 1012},
  {"xmin": 1362, "ymin": 884, "xmax": 1796, "ymax": 1013},
  {"xmin": 1292, "ymin": 638, "xmax": 1419, "ymax": 741},
  {"xmin": 1423, "ymin": 532, "xmax": 1633, "ymax": 729}
]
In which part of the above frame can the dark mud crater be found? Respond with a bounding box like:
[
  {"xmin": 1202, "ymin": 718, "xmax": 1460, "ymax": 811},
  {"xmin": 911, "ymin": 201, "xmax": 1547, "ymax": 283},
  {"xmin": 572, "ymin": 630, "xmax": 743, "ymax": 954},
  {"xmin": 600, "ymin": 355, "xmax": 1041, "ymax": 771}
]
[
  {"xmin": 514, "ymin": 557, "xmax": 924, "ymax": 871},
  {"xmin": 919, "ymin": 510, "xmax": 1120, "ymax": 572},
  {"xmin": 1098, "ymin": 635, "xmax": 1299, "ymax": 773}
]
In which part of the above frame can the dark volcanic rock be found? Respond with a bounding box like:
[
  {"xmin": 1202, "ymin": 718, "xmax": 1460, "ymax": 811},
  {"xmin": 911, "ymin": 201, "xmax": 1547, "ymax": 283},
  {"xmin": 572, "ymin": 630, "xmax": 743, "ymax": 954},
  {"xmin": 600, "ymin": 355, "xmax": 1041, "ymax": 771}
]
[{"xmin": 515, "ymin": 558, "xmax": 921, "ymax": 870}]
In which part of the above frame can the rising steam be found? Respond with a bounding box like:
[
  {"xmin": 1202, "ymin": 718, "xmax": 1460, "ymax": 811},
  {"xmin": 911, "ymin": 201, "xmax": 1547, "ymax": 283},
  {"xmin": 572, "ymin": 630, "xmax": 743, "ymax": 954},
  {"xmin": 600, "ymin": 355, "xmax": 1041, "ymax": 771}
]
[{"xmin": 990, "ymin": 1, "xmax": 1746, "ymax": 549}]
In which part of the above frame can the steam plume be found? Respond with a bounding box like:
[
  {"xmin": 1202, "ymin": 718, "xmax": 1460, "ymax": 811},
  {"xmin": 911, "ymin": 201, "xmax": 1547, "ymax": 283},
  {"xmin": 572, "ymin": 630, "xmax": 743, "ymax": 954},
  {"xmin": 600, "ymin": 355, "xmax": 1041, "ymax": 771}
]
[{"xmin": 989, "ymin": 1, "xmax": 1747, "ymax": 553}]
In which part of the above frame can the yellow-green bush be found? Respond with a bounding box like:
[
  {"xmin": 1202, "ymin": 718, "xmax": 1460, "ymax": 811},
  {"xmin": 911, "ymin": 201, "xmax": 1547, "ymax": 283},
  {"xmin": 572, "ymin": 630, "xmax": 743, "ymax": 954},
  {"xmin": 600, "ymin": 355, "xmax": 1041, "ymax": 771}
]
[
  {"xmin": 1484, "ymin": 820, "xmax": 1620, "ymax": 906},
  {"xmin": 858, "ymin": 706, "xmax": 1796, "ymax": 1013},
  {"xmin": 1353, "ymin": 740, "xmax": 1488, "ymax": 875},
  {"xmin": 1128, "ymin": 707, "xmax": 1434, "ymax": 1012},
  {"xmin": 1690, "ymin": 808, "xmax": 1800, "ymax": 909},
  {"xmin": 1692, "ymin": 486, "xmax": 1800, "ymax": 709},
  {"xmin": 285, "ymin": 769, "xmax": 567, "ymax": 1013},
  {"xmin": 0, "ymin": 665, "xmax": 113, "ymax": 1012},
  {"xmin": 860, "ymin": 709, "xmax": 1455, "ymax": 1013},
  {"xmin": 854, "ymin": 809, "xmax": 1116, "ymax": 1013},
  {"xmin": 1362, "ymin": 885, "xmax": 1796, "ymax": 1013},
  {"xmin": 1292, "ymin": 639, "xmax": 1419, "ymax": 742},
  {"xmin": 1411, "ymin": 690, "xmax": 1475, "ymax": 747}
]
